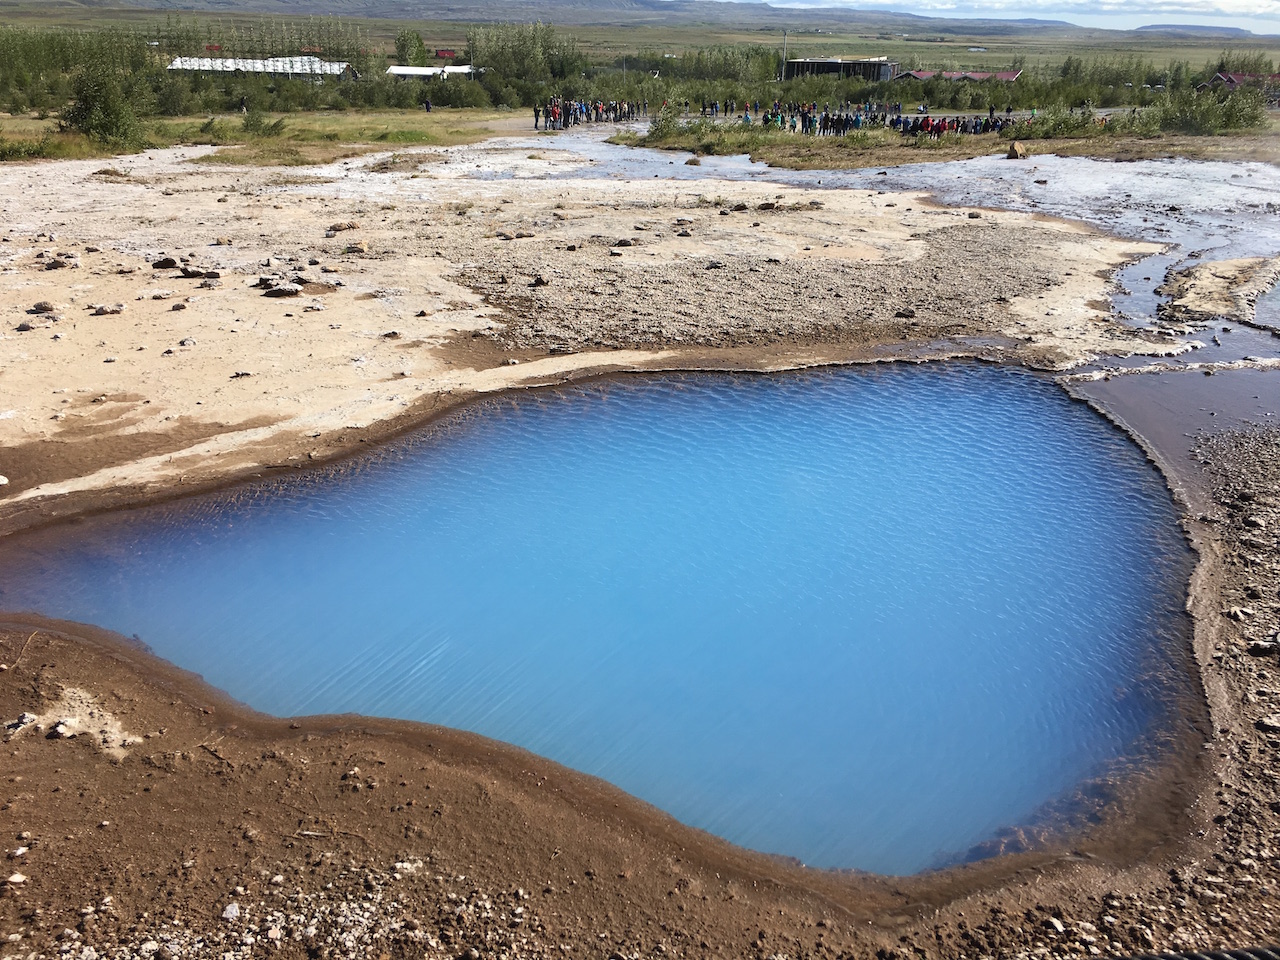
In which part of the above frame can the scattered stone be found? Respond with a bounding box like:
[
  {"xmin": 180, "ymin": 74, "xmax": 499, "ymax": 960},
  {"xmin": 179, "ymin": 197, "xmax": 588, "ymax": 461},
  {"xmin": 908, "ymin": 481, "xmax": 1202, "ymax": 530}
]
[
  {"xmin": 171, "ymin": 302, "xmax": 187, "ymax": 311},
  {"xmin": 1007, "ymin": 141, "xmax": 1028, "ymax": 160},
  {"xmin": 609, "ymin": 249, "xmax": 623, "ymax": 256},
  {"xmin": 31, "ymin": 301, "xmax": 56, "ymax": 314},
  {"xmin": 1045, "ymin": 917, "xmax": 1065, "ymax": 934},
  {"xmin": 758, "ymin": 202, "xmax": 775, "ymax": 211},
  {"xmin": 214, "ymin": 237, "xmax": 232, "ymax": 246},
  {"xmin": 7, "ymin": 873, "xmax": 26, "ymax": 885},
  {"xmin": 103, "ymin": 357, "xmax": 117, "ymax": 363},
  {"xmin": 85, "ymin": 245, "xmax": 101, "ymax": 253},
  {"xmin": 677, "ymin": 230, "xmax": 692, "ymax": 238},
  {"xmin": 15, "ymin": 321, "xmax": 34, "ymax": 332},
  {"xmin": 263, "ymin": 284, "xmax": 302, "ymax": 298},
  {"xmin": 92, "ymin": 304, "xmax": 125, "ymax": 316},
  {"xmin": 329, "ymin": 221, "xmax": 360, "ymax": 232},
  {"xmin": 415, "ymin": 310, "xmax": 428, "ymax": 317},
  {"xmin": 895, "ymin": 307, "xmax": 917, "ymax": 319},
  {"xmin": 531, "ymin": 275, "xmax": 550, "ymax": 287},
  {"xmin": 968, "ymin": 211, "xmax": 983, "ymax": 219},
  {"xmin": 381, "ymin": 331, "xmax": 401, "ymax": 339},
  {"xmin": 0, "ymin": 476, "xmax": 7, "ymax": 486},
  {"xmin": 731, "ymin": 202, "xmax": 748, "ymax": 212},
  {"xmin": 222, "ymin": 903, "xmax": 240, "ymax": 921},
  {"xmin": 1256, "ymin": 714, "xmax": 1280, "ymax": 732},
  {"xmin": 179, "ymin": 338, "xmax": 196, "ymax": 347},
  {"xmin": 1034, "ymin": 178, "xmax": 1048, "ymax": 185},
  {"xmin": 719, "ymin": 209, "xmax": 729, "ymax": 216},
  {"xmin": 151, "ymin": 257, "xmax": 178, "ymax": 270},
  {"xmin": 344, "ymin": 240, "xmax": 369, "ymax": 255},
  {"xmin": 615, "ymin": 238, "xmax": 633, "ymax": 248},
  {"xmin": 1248, "ymin": 641, "xmax": 1277, "ymax": 656}
]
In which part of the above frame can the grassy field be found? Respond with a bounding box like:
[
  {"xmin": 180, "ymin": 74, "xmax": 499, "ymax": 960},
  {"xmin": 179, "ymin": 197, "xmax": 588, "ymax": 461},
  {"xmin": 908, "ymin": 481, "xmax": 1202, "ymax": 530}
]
[
  {"xmin": 616, "ymin": 109, "xmax": 1280, "ymax": 169},
  {"xmin": 0, "ymin": 108, "xmax": 520, "ymax": 164},
  {"xmin": 1, "ymin": 1, "xmax": 1277, "ymax": 72}
]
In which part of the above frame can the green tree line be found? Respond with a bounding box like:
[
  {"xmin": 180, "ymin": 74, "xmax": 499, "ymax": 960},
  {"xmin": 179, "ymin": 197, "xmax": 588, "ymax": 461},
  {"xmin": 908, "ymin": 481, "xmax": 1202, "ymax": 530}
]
[{"xmin": 0, "ymin": 17, "xmax": 1272, "ymax": 149}]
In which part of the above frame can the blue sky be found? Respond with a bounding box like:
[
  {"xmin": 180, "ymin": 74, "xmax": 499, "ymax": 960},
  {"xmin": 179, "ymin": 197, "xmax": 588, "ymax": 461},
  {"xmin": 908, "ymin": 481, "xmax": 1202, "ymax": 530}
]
[{"xmin": 779, "ymin": 0, "xmax": 1280, "ymax": 33}]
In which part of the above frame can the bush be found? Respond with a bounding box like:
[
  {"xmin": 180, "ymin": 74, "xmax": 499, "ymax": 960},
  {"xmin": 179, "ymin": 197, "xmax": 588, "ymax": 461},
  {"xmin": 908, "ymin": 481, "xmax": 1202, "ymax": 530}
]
[
  {"xmin": 1143, "ymin": 87, "xmax": 1268, "ymax": 135},
  {"xmin": 0, "ymin": 128, "xmax": 54, "ymax": 160},
  {"xmin": 61, "ymin": 66, "xmax": 141, "ymax": 147},
  {"xmin": 242, "ymin": 109, "xmax": 286, "ymax": 138}
]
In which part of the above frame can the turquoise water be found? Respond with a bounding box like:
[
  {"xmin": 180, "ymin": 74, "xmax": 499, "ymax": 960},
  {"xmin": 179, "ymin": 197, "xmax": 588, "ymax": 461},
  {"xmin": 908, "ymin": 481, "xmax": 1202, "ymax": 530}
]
[{"xmin": 0, "ymin": 364, "xmax": 1195, "ymax": 874}]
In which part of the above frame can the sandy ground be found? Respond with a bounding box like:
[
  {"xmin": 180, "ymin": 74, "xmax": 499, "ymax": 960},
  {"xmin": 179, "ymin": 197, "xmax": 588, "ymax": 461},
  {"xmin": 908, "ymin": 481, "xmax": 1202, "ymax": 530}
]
[
  {"xmin": 0, "ymin": 141, "xmax": 1168, "ymax": 534},
  {"xmin": 2, "ymin": 136, "xmax": 1280, "ymax": 959}
]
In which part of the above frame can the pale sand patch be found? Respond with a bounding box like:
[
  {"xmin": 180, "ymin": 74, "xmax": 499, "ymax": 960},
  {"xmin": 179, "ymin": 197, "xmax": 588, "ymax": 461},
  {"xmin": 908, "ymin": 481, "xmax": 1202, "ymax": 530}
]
[
  {"xmin": 1157, "ymin": 255, "xmax": 1280, "ymax": 327},
  {"xmin": 5, "ymin": 685, "xmax": 138, "ymax": 760},
  {"xmin": 0, "ymin": 141, "xmax": 1165, "ymax": 521}
]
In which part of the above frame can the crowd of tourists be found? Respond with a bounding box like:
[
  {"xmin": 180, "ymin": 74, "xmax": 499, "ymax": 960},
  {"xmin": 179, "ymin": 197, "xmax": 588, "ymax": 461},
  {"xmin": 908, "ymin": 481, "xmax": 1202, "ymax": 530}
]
[
  {"xmin": 533, "ymin": 94, "xmax": 1040, "ymax": 139},
  {"xmin": 535, "ymin": 97, "xmax": 649, "ymax": 129}
]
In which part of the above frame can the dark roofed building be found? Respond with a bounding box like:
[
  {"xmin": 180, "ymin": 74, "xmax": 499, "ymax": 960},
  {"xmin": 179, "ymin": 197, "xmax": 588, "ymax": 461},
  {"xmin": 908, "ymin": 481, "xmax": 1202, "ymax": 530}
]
[{"xmin": 783, "ymin": 57, "xmax": 899, "ymax": 82}]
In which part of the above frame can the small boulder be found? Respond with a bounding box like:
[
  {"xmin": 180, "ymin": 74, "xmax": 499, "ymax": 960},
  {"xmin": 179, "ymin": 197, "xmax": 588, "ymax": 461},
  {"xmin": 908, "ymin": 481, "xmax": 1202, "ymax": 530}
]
[
  {"xmin": 213, "ymin": 237, "xmax": 232, "ymax": 246},
  {"xmin": 222, "ymin": 903, "xmax": 240, "ymax": 921},
  {"xmin": 31, "ymin": 301, "xmax": 56, "ymax": 314},
  {"xmin": 344, "ymin": 240, "xmax": 369, "ymax": 255},
  {"xmin": 328, "ymin": 221, "xmax": 360, "ymax": 232},
  {"xmin": 151, "ymin": 256, "xmax": 178, "ymax": 270},
  {"xmin": 1256, "ymin": 714, "xmax": 1280, "ymax": 733},
  {"xmin": 263, "ymin": 283, "xmax": 302, "ymax": 298},
  {"xmin": 731, "ymin": 202, "xmax": 748, "ymax": 212},
  {"xmin": 92, "ymin": 304, "xmax": 125, "ymax": 316},
  {"xmin": 16, "ymin": 321, "xmax": 34, "ymax": 332}
]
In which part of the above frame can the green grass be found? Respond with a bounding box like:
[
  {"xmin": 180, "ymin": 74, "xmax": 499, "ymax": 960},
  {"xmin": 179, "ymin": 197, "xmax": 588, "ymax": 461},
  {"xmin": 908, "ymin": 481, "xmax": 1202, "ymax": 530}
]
[
  {"xmin": 0, "ymin": 107, "xmax": 513, "ymax": 164},
  {"xmin": 621, "ymin": 106, "xmax": 1280, "ymax": 169}
]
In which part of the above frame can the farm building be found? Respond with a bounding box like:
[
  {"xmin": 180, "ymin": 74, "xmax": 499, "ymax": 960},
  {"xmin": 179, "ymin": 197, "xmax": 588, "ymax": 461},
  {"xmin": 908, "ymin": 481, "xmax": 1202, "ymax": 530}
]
[
  {"xmin": 896, "ymin": 70, "xmax": 1023, "ymax": 82},
  {"xmin": 783, "ymin": 57, "xmax": 899, "ymax": 82},
  {"xmin": 1197, "ymin": 71, "xmax": 1280, "ymax": 92},
  {"xmin": 386, "ymin": 65, "xmax": 476, "ymax": 79},
  {"xmin": 166, "ymin": 56, "xmax": 353, "ymax": 78}
]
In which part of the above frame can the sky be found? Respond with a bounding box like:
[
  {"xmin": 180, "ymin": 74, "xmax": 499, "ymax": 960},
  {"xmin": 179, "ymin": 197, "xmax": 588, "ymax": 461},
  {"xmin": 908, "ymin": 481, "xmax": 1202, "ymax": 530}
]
[{"xmin": 781, "ymin": 0, "xmax": 1280, "ymax": 33}]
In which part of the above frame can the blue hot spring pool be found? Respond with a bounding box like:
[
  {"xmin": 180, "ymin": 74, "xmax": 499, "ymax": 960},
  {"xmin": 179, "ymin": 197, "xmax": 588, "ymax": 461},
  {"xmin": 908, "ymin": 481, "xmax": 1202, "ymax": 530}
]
[{"xmin": 0, "ymin": 364, "xmax": 1196, "ymax": 875}]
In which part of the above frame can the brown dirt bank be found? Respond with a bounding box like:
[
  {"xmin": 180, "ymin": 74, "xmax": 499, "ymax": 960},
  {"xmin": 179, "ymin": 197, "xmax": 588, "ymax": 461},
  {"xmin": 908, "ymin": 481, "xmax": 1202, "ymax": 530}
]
[{"xmin": 1, "ymin": 139, "xmax": 1279, "ymax": 958}]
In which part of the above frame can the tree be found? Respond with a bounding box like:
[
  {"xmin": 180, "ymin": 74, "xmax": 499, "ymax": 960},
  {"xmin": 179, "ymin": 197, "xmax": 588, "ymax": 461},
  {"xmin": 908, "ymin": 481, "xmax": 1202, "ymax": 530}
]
[
  {"xmin": 61, "ymin": 65, "xmax": 141, "ymax": 147},
  {"xmin": 395, "ymin": 29, "xmax": 428, "ymax": 67}
]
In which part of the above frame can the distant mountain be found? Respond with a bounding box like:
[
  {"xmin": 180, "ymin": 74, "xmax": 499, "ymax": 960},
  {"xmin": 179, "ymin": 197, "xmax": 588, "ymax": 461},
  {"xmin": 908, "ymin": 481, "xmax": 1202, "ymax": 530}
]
[
  {"xmin": 1134, "ymin": 23, "xmax": 1258, "ymax": 36},
  {"xmin": 64, "ymin": 0, "xmax": 1081, "ymax": 34}
]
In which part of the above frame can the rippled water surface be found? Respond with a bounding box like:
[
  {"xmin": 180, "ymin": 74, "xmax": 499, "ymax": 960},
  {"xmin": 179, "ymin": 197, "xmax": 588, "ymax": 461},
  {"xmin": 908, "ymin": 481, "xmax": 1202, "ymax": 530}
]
[{"xmin": 0, "ymin": 365, "xmax": 1195, "ymax": 874}]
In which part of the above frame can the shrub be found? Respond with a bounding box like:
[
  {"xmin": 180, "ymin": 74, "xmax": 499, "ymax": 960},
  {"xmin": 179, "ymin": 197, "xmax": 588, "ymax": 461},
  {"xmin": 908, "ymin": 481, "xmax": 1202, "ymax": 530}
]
[{"xmin": 61, "ymin": 66, "xmax": 141, "ymax": 147}]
